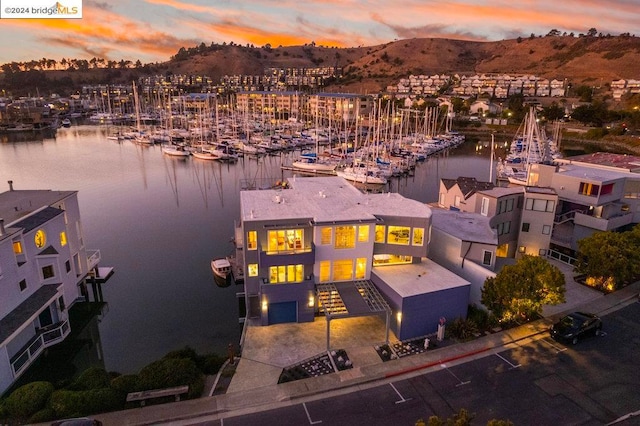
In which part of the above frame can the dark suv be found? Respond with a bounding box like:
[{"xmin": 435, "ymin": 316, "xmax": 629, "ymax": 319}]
[{"xmin": 550, "ymin": 312, "xmax": 603, "ymax": 345}]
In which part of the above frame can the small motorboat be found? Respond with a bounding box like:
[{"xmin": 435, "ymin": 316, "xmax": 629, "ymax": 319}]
[{"xmin": 211, "ymin": 258, "xmax": 232, "ymax": 287}]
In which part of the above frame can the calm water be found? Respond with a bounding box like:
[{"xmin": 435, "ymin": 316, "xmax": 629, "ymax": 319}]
[{"xmin": 0, "ymin": 125, "xmax": 502, "ymax": 374}]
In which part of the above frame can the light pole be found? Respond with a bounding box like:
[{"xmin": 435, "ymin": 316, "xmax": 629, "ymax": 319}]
[{"xmin": 489, "ymin": 132, "xmax": 495, "ymax": 183}]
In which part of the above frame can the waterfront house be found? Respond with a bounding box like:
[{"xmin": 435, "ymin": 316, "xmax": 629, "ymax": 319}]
[
  {"xmin": 0, "ymin": 181, "xmax": 112, "ymax": 395},
  {"xmin": 238, "ymin": 176, "xmax": 469, "ymax": 342}
]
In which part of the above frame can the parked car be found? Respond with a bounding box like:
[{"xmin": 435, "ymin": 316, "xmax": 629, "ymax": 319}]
[
  {"xmin": 51, "ymin": 418, "xmax": 102, "ymax": 426},
  {"xmin": 550, "ymin": 312, "xmax": 603, "ymax": 345}
]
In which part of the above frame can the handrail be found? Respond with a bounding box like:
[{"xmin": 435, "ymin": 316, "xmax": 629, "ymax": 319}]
[{"xmin": 10, "ymin": 320, "xmax": 70, "ymax": 377}]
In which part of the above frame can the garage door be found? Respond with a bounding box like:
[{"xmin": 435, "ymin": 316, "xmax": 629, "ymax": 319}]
[{"xmin": 268, "ymin": 301, "xmax": 297, "ymax": 324}]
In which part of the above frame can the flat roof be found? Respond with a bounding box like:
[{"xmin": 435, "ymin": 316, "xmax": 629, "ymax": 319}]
[
  {"xmin": 476, "ymin": 186, "xmax": 523, "ymax": 198},
  {"xmin": 430, "ymin": 208, "xmax": 497, "ymax": 245},
  {"xmin": 555, "ymin": 163, "xmax": 634, "ymax": 182},
  {"xmin": 561, "ymin": 152, "xmax": 640, "ymax": 172},
  {"xmin": 372, "ymin": 258, "xmax": 470, "ymax": 298},
  {"xmin": 240, "ymin": 177, "xmax": 431, "ymax": 224}
]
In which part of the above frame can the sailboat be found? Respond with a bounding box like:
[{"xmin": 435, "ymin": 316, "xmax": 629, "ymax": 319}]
[{"xmin": 291, "ymin": 96, "xmax": 340, "ymax": 173}]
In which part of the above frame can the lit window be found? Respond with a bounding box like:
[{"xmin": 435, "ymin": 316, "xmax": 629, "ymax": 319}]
[
  {"xmin": 267, "ymin": 229, "xmax": 303, "ymax": 252},
  {"xmin": 375, "ymin": 225, "xmax": 386, "ymax": 243},
  {"xmin": 247, "ymin": 231, "xmax": 257, "ymax": 250},
  {"xmin": 518, "ymin": 246, "xmax": 526, "ymax": 253},
  {"xmin": 355, "ymin": 258, "xmax": 367, "ymax": 279},
  {"xmin": 412, "ymin": 228, "xmax": 424, "ymax": 246},
  {"xmin": 60, "ymin": 231, "xmax": 67, "ymax": 247},
  {"xmin": 320, "ymin": 227, "xmax": 332, "ymax": 245},
  {"xmin": 335, "ymin": 226, "xmax": 356, "ymax": 249},
  {"xmin": 579, "ymin": 182, "xmax": 600, "ymax": 197},
  {"xmin": 332, "ymin": 259, "xmax": 354, "ymax": 281},
  {"xmin": 358, "ymin": 225, "xmax": 369, "ymax": 243},
  {"xmin": 248, "ymin": 264, "xmax": 258, "ymax": 277},
  {"xmin": 319, "ymin": 261, "xmax": 331, "ymax": 282},
  {"xmin": 387, "ymin": 226, "xmax": 410, "ymax": 245},
  {"xmin": 496, "ymin": 244, "xmax": 508, "ymax": 257},
  {"xmin": 13, "ymin": 241, "xmax": 23, "ymax": 254},
  {"xmin": 269, "ymin": 264, "xmax": 303, "ymax": 283}
]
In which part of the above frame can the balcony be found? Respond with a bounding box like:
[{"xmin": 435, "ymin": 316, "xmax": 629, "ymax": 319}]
[
  {"xmin": 10, "ymin": 320, "xmax": 70, "ymax": 377},
  {"xmin": 258, "ymin": 244, "xmax": 315, "ymax": 268},
  {"xmin": 87, "ymin": 249, "xmax": 101, "ymax": 271},
  {"xmin": 574, "ymin": 211, "xmax": 634, "ymax": 231}
]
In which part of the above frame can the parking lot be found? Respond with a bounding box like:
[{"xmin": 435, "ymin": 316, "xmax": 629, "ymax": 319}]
[{"xmin": 209, "ymin": 302, "xmax": 640, "ymax": 426}]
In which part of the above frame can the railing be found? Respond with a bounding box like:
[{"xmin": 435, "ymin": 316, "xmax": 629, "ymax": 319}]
[
  {"xmin": 10, "ymin": 320, "xmax": 70, "ymax": 377},
  {"xmin": 574, "ymin": 211, "xmax": 633, "ymax": 231},
  {"xmin": 87, "ymin": 249, "xmax": 101, "ymax": 271},
  {"xmin": 554, "ymin": 209, "xmax": 588, "ymax": 225},
  {"xmin": 546, "ymin": 249, "xmax": 577, "ymax": 266}
]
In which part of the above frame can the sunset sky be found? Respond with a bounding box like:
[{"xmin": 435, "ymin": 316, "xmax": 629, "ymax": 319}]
[{"xmin": 1, "ymin": 0, "xmax": 639, "ymax": 64}]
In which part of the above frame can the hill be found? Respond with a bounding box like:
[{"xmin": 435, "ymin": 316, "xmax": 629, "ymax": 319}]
[{"xmin": 2, "ymin": 35, "xmax": 640, "ymax": 94}]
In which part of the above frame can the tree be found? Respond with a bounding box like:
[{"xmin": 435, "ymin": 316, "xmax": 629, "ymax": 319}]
[
  {"xmin": 587, "ymin": 27, "xmax": 598, "ymax": 37},
  {"xmin": 542, "ymin": 102, "xmax": 565, "ymax": 121},
  {"xmin": 481, "ymin": 255, "xmax": 566, "ymax": 324},
  {"xmin": 575, "ymin": 226, "xmax": 640, "ymax": 291}
]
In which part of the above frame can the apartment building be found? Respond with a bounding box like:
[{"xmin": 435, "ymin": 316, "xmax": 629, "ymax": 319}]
[{"xmin": 0, "ymin": 182, "xmax": 112, "ymax": 395}]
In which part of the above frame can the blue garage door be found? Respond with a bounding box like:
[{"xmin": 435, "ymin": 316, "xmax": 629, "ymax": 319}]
[{"xmin": 268, "ymin": 301, "xmax": 297, "ymax": 324}]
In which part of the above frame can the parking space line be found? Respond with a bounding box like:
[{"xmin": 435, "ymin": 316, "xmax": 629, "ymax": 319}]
[
  {"xmin": 440, "ymin": 363, "xmax": 471, "ymax": 387},
  {"xmin": 390, "ymin": 382, "xmax": 412, "ymax": 404},
  {"xmin": 495, "ymin": 352, "xmax": 521, "ymax": 369},
  {"xmin": 303, "ymin": 402, "xmax": 322, "ymax": 424},
  {"xmin": 540, "ymin": 337, "xmax": 567, "ymax": 353}
]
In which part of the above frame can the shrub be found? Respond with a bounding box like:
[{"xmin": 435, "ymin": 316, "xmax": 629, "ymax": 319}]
[
  {"xmin": 200, "ymin": 353, "xmax": 226, "ymax": 375},
  {"xmin": 4, "ymin": 381, "xmax": 54, "ymax": 420},
  {"xmin": 71, "ymin": 367, "xmax": 111, "ymax": 390},
  {"xmin": 110, "ymin": 374, "xmax": 141, "ymax": 395},
  {"xmin": 49, "ymin": 389, "xmax": 85, "ymax": 418},
  {"xmin": 446, "ymin": 317, "xmax": 479, "ymax": 341},
  {"xmin": 81, "ymin": 388, "xmax": 125, "ymax": 414},
  {"xmin": 28, "ymin": 407, "xmax": 57, "ymax": 424},
  {"xmin": 467, "ymin": 304, "xmax": 491, "ymax": 330},
  {"xmin": 138, "ymin": 358, "xmax": 204, "ymax": 398}
]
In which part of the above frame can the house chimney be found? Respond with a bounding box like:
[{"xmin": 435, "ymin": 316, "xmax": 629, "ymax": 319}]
[
  {"xmin": 8, "ymin": 180, "xmax": 13, "ymax": 191},
  {"xmin": 0, "ymin": 219, "xmax": 4, "ymax": 236}
]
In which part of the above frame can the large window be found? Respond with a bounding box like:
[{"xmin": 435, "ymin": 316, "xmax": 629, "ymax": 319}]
[
  {"xmin": 375, "ymin": 225, "xmax": 386, "ymax": 243},
  {"xmin": 497, "ymin": 221, "xmax": 511, "ymax": 236},
  {"xmin": 579, "ymin": 182, "xmax": 600, "ymax": 197},
  {"xmin": 335, "ymin": 226, "xmax": 356, "ymax": 249},
  {"xmin": 60, "ymin": 231, "xmax": 67, "ymax": 247},
  {"xmin": 319, "ymin": 261, "xmax": 331, "ymax": 282},
  {"xmin": 355, "ymin": 258, "xmax": 367, "ymax": 279},
  {"xmin": 373, "ymin": 254, "xmax": 412, "ymax": 266},
  {"xmin": 358, "ymin": 225, "xmax": 370, "ymax": 243},
  {"xmin": 387, "ymin": 226, "xmax": 410, "ymax": 245},
  {"xmin": 525, "ymin": 198, "xmax": 555, "ymax": 212},
  {"xmin": 269, "ymin": 264, "xmax": 303, "ymax": 284},
  {"xmin": 247, "ymin": 231, "xmax": 257, "ymax": 250},
  {"xmin": 320, "ymin": 227, "xmax": 332, "ymax": 245},
  {"xmin": 333, "ymin": 259, "xmax": 353, "ymax": 281},
  {"xmin": 267, "ymin": 229, "xmax": 303, "ymax": 252}
]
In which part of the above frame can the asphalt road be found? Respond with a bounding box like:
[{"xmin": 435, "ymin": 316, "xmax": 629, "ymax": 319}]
[{"xmin": 191, "ymin": 301, "xmax": 640, "ymax": 426}]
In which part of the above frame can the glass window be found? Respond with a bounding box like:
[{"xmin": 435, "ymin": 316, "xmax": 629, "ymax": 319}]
[
  {"xmin": 248, "ymin": 263, "xmax": 258, "ymax": 277},
  {"xmin": 60, "ymin": 231, "xmax": 67, "ymax": 247},
  {"xmin": 332, "ymin": 259, "xmax": 353, "ymax": 281},
  {"xmin": 13, "ymin": 241, "xmax": 23, "ymax": 254},
  {"xmin": 355, "ymin": 258, "xmax": 367, "ymax": 279},
  {"xmin": 267, "ymin": 229, "xmax": 303, "ymax": 252},
  {"xmin": 19, "ymin": 279, "xmax": 27, "ymax": 291},
  {"xmin": 373, "ymin": 254, "xmax": 412, "ymax": 266},
  {"xmin": 496, "ymin": 244, "xmax": 508, "ymax": 257},
  {"xmin": 387, "ymin": 226, "xmax": 410, "ymax": 245},
  {"xmin": 522, "ymin": 223, "xmax": 530, "ymax": 232},
  {"xmin": 65, "ymin": 260, "xmax": 71, "ymax": 273},
  {"xmin": 319, "ymin": 261, "xmax": 331, "ymax": 282},
  {"xmin": 247, "ymin": 231, "xmax": 257, "ymax": 250},
  {"xmin": 482, "ymin": 251, "xmax": 492, "ymax": 266},
  {"xmin": 375, "ymin": 225, "xmax": 386, "ymax": 243},
  {"xmin": 335, "ymin": 226, "xmax": 356, "ymax": 249},
  {"xmin": 358, "ymin": 225, "xmax": 369, "ymax": 243},
  {"xmin": 579, "ymin": 182, "xmax": 600, "ymax": 196},
  {"xmin": 546, "ymin": 200, "xmax": 555, "ymax": 212},
  {"xmin": 439, "ymin": 193, "xmax": 446, "ymax": 206},
  {"xmin": 542, "ymin": 225, "xmax": 551, "ymax": 235},
  {"xmin": 320, "ymin": 227, "xmax": 332, "ymax": 245},
  {"xmin": 412, "ymin": 228, "xmax": 424, "ymax": 246},
  {"xmin": 58, "ymin": 296, "xmax": 66, "ymax": 312},
  {"xmin": 42, "ymin": 265, "xmax": 55, "ymax": 279},
  {"xmin": 454, "ymin": 195, "xmax": 461, "ymax": 207},
  {"xmin": 481, "ymin": 197, "xmax": 489, "ymax": 216},
  {"xmin": 507, "ymin": 198, "xmax": 514, "ymax": 212}
]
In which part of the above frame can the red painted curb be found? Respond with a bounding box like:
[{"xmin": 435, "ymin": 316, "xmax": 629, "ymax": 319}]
[{"xmin": 384, "ymin": 345, "xmax": 492, "ymax": 379}]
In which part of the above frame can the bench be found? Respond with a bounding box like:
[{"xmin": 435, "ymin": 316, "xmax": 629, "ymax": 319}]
[{"xmin": 126, "ymin": 385, "xmax": 189, "ymax": 407}]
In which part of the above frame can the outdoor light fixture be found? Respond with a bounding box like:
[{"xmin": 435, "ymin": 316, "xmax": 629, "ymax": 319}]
[
  {"xmin": 308, "ymin": 296, "xmax": 315, "ymax": 308},
  {"xmin": 396, "ymin": 311, "xmax": 402, "ymax": 324},
  {"xmin": 519, "ymin": 246, "xmax": 526, "ymax": 253},
  {"xmin": 261, "ymin": 300, "xmax": 268, "ymax": 312}
]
